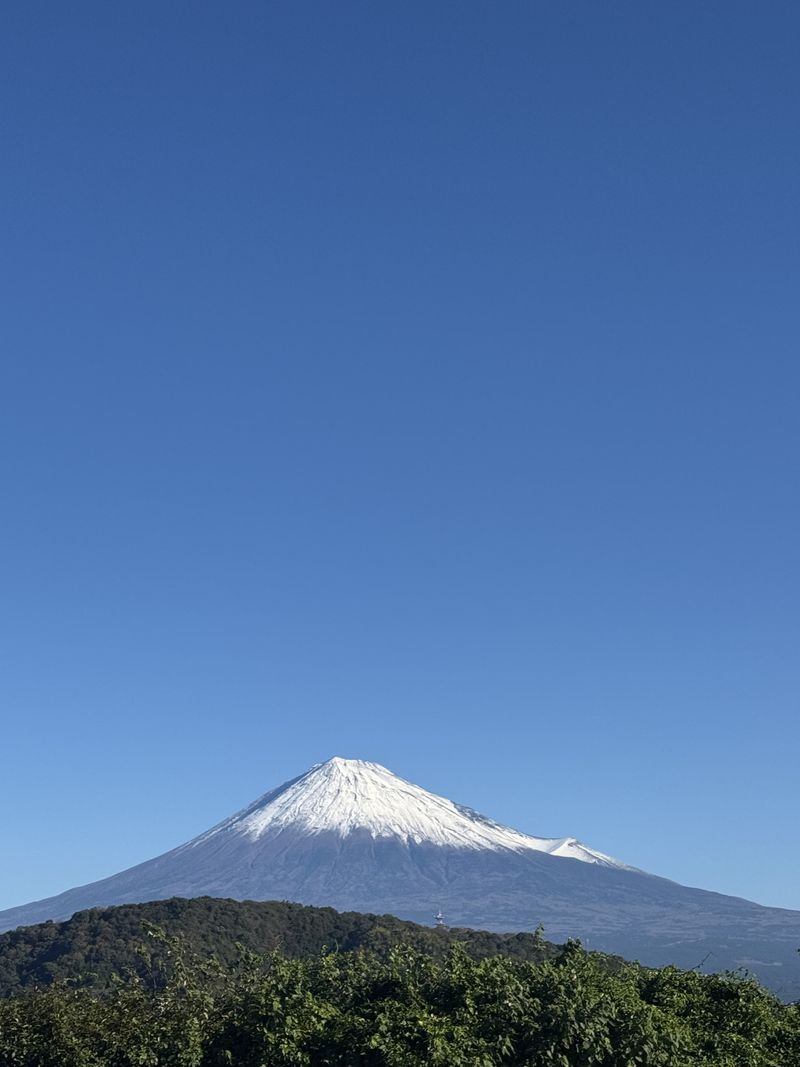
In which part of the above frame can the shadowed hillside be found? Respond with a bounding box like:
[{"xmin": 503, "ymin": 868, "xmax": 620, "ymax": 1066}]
[{"xmin": 0, "ymin": 896, "xmax": 559, "ymax": 996}]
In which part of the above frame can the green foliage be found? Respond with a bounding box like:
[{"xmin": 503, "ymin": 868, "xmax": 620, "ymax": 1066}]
[
  {"xmin": 0, "ymin": 928, "xmax": 798, "ymax": 1066},
  {"xmin": 0, "ymin": 897, "xmax": 557, "ymax": 997}
]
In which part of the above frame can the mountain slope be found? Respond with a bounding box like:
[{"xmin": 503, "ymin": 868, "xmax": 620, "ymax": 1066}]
[{"xmin": 2, "ymin": 757, "xmax": 799, "ymax": 998}]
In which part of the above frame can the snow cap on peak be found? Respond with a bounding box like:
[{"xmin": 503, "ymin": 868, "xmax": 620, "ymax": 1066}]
[
  {"xmin": 204, "ymin": 757, "xmax": 627, "ymax": 869},
  {"xmin": 319, "ymin": 756, "xmax": 379, "ymax": 769}
]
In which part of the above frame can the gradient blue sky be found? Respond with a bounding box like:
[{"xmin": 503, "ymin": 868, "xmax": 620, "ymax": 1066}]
[{"xmin": 2, "ymin": 2, "xmax": 799, "ymax": 914}]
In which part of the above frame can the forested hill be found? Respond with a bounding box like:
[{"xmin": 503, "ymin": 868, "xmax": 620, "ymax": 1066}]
[{"xmin": 0, "ymin": 896, "xmax": 559, "ymax": 996}]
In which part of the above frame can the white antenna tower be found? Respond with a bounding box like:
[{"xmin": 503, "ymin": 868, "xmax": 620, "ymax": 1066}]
[{"xmin": 435, "ymin": 909, "xmax": 445, "ymax": 927}]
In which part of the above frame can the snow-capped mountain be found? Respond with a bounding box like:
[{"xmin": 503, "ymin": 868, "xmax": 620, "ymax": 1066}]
[
  {"xmin": 2, "ymin": 757, "xmax": 799, "ymax": 998},
  {"xmin": 191, "ymin": 757, "xmax": 625, "ymax": 865}
]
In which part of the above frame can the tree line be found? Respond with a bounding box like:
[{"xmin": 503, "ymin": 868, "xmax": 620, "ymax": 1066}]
[{"xmin": 0, "ymin": 897, "xmax": 559, "ymax": 997}]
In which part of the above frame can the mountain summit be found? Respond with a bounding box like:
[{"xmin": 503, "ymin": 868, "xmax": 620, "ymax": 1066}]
[
  {"xmin": 194, "ymin": 757, "xmax": 624, "ymax": 866},
  {"xmin": 2, "ymin": 756, "xmax": 799, "ymax": 997}
]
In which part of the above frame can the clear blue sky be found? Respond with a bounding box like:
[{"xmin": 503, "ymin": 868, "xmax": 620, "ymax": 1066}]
[{"xmin": 2, "ymin": 2, "xmax": 798, "ymax": 914}]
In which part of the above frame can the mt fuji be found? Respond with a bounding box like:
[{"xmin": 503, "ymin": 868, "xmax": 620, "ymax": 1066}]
[
  {"xmin": 189, "ymin": 757, "xmax": 626, "ymax": 866},
  {"xmin": 2, "ymin": 757, "xmax": 799, "ymax": 997}
]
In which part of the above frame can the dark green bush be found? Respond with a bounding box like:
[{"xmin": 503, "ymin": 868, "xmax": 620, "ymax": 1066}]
[{"xmin": 0, "ymin": 932, "xmax": 797, "ymax": 1066}]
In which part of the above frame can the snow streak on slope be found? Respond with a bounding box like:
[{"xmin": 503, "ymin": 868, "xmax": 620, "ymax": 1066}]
[{"xmin": 191, "ymin": 757, "xmax": 628, "ymax": 868}]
